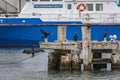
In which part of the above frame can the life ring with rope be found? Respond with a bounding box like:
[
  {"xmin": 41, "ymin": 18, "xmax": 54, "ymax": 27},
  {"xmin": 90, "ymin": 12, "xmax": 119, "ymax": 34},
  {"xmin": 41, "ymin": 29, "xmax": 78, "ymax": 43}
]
[{"xmin": 77, "ymin": 3, "xmax": 86, "ymax": 12}]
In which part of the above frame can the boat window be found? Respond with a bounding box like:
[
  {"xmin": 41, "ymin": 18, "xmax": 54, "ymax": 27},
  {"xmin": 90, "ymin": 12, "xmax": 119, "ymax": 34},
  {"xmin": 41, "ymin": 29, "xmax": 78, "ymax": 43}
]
[
  {"xmin": 68, "ymin": 4, "xmax": 71, "ymax": 10},
  {"xmin": 86, "ymin": 4, "xmax": 93, "ymax": 11},
  {"xmin": 40, "ymin": 0, "xmax": 50, "ymax": 1},
  {"xmin": 96, "ymin": 4, "xmax": 103, "ymax": 11},
  {"xmin": 32, "ymin": 0, "xmax": 38, "ymax": 1},
  {"xmin": 52, "ymin": 0, "xmax": 62, "ymax": 1},
  {"xmin": 25, "ymin": 0, "xmax": 30, "ymax": 2}
]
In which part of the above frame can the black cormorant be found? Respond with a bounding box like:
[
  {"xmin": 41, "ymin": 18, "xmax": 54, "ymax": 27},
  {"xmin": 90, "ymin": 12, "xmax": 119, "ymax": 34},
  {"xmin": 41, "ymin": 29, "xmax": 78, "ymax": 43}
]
[
  {"xmin": 40, "ymin": 29, "xmax": 52, "ymax": 38},
  {"xmin": 74, "ymin": 32, "xmax": 78, "ymax": 41},
  {"xmin": 103, "ymin": 29, "xmax": 108, "ymax": 41}
]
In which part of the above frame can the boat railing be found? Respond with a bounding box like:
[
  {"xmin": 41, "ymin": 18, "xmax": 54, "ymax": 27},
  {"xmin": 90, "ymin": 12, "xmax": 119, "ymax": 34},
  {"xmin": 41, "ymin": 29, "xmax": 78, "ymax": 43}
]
[
  {"xmin": 0, "ymin": 14, "xmax": 32, "ymax": 18},
  {"xmin": 81, "ymin": 13, "xmax": 120, "ymax": 23},
  {"xmin": 37, "ymin": 13, "xmax": 120, "ymax": 23},
  {"xmin": 0, "ymin": 14, "xmax": 18, "ymax": 18},
  {"xmin": 0, "ymin": 13, "xmax": 120, "ymax": 23}
]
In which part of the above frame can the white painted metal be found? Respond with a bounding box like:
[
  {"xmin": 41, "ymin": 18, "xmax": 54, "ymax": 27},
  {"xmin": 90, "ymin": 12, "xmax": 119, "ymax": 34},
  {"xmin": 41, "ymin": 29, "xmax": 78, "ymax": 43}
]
[{"xmin": 1, "ymin": 0, "xmax": 120, "ymax": 23}]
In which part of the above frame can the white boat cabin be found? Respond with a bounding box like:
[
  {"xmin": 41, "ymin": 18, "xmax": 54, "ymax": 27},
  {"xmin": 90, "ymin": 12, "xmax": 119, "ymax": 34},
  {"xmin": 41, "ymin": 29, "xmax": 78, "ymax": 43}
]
[{"xmin": 1, "ymin": 0, "xmax": 120, "ymax": 23}]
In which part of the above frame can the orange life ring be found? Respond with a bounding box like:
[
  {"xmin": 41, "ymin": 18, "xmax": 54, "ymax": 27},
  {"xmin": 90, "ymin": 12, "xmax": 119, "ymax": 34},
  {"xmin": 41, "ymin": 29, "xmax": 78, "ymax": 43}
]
[{"xmin": 77, "ymin": 3, "xmax": 86, "ymax": 12}]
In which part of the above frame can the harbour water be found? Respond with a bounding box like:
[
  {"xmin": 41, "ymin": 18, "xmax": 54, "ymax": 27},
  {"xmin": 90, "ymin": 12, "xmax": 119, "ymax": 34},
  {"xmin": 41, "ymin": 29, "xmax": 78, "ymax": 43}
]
[{"xmin": 0, "ymin": 47, "xmax": 120, "ymax": 80}]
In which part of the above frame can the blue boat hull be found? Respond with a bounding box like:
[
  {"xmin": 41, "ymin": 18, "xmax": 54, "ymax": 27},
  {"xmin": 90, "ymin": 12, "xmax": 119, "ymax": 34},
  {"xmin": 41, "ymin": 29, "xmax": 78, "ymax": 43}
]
[
  {"xmin": 0, "ymin": 26, "xmax": 82, "ymax": 45},
  {"xmin": 0, "ymin": 18, "xmax": 120, "ymax": 46}
]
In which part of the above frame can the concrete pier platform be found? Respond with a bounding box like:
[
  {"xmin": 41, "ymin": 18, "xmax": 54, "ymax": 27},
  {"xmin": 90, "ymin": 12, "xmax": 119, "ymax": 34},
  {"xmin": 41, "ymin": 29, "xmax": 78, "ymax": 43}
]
[
  {"xmin": 39, "ymin": 25, "xmax": 120, "ymax": 71},
  {"xmin": 40, "ymin": 41, "xmax": 120, "ymax": 50},
  {"xmin": 40, "ymin": 41, "xmax": 81, "ymax": 51},
  {"xmin": 40, "ymin": 41, "xmax": 120, "ymax": 71}
]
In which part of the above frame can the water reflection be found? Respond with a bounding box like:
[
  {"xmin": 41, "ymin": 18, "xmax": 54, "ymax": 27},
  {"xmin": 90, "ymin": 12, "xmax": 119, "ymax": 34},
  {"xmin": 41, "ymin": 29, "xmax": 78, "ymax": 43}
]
[
  {"xmin": 0, "ymin": 47, "xmax": 120, "ymax": 80},
  {"xmin": 48, "ymin": 70, "xmax": 120, "ymax": 80}
]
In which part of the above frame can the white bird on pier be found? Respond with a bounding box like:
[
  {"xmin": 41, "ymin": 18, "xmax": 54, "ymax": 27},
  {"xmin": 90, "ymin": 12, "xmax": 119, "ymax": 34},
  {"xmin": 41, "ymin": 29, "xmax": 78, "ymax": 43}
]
[{"xmin": 109, "ymin": 34, "xmax": 117, "ymax": 41}]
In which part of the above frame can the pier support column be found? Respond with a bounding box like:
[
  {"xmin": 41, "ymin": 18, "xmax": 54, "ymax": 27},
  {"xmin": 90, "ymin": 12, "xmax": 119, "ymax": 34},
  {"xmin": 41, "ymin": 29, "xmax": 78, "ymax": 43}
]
[
  {"xmin": 82, "ymin": 26, "xmax": 92, "ymax": 70},
  {"xmin": 58, "ymin": 26, "xmax": 66, "ymax": 42}
]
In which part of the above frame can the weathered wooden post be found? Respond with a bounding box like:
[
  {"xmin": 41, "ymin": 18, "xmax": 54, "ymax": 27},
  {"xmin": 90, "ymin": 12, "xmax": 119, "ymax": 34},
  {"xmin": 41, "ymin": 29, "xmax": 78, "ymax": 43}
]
[
  {"xmin": 82, "ymin": 26, "xmax": 92, "ymax": 70},
  {"xmin": 58, "ymin": 26, "xmax": 66, "ymax": 42}
]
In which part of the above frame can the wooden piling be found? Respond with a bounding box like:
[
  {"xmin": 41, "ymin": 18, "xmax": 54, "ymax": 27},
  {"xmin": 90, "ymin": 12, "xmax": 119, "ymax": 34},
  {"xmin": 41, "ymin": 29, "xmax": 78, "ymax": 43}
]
[
  {"xmin": 48, "ymin": 51, "xmax": 61, "ymax": 70},
  {"xmin": 48, "ymin": 49, "xmax": 81, "ymax": 71},
  {"xmin": 58, "ymin": 26, "xmax": 66, "ymax": 42},
  {"xmin": 82, "ymin": 26, "xmax": 92, "ymax": 70}
]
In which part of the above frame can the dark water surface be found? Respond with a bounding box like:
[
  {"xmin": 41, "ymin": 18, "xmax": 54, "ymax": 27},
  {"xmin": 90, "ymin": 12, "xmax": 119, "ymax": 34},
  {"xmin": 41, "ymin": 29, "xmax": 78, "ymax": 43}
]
[{"xmin": 0, "ymin": 47, "xmax": 120, "ymax": 80}]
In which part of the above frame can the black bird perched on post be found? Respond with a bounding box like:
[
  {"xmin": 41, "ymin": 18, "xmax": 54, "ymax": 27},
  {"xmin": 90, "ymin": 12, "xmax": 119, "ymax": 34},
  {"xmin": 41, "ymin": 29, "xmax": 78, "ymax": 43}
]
[
  {"xmin": 74, "ymin": 32, "xmax": 78, "ymax": 41},
  {"xmin": 40, "ymin": 29, "xmax": 52, "ymax": 38},
  {"xmin": 103, "ymin": 29, "xmax": 108, "ymax": 41},
  {"xmin": 31, "ymin": 46, "xmax": 35, "ymax": 57}
]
